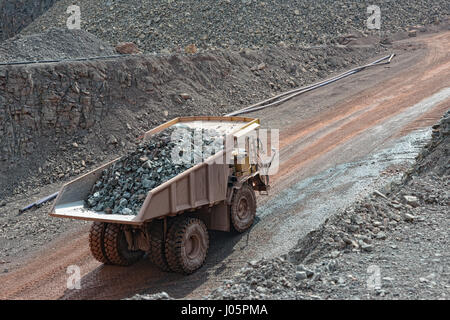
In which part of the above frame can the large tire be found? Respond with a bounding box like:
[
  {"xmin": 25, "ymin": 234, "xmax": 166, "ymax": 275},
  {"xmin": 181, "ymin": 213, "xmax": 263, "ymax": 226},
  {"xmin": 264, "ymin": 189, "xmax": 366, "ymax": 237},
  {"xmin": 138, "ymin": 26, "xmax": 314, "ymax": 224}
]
[
  {"xmin": 165, "ymin": 217, "xmax": 209, "ymax": 275},
  {"xmin": 230, "ymin": 183, "xmax": 256, "ymax": 233},
  {"xmin": 148, "ymin": 220, "xmax": 170, "ymax": 272},
  {"xmin": 103, "ymin": 223, "xmax": 144, "ymax": 266},
  {"xmin": 89, "ymin": 222, "xmax": 111, "ymax": 264}
]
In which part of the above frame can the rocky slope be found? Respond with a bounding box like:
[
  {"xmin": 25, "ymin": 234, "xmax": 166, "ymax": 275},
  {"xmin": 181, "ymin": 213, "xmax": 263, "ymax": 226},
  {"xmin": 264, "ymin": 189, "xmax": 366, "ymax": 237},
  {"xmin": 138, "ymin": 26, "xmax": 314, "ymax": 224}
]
[
  {"xmin": 22, "ymin": 0, "xmax": 449, "ymax": 53},
  {"xmin": 85, "ymin": 126, "xmax": 223, "ymax": 215},
  {"xmin": 0, "ymin": 28, "xmax": 115, "ymax": 63}
]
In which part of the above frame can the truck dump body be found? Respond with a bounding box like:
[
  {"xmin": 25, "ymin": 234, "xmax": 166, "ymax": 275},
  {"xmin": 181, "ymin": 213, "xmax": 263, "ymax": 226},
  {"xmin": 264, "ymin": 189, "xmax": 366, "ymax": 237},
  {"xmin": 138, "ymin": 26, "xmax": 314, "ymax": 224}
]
[{"xmin": 50, "ymin": 116, "xmax": 260, "ymax": 225}]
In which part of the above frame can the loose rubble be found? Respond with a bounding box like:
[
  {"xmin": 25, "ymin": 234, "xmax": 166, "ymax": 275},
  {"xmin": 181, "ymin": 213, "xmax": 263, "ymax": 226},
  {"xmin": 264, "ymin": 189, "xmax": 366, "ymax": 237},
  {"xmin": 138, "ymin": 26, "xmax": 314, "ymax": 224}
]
[
  {"xmin": 23, "ymin": 0, "xmax": 449, "ymax": 53},
  {"xmin": 85, "ymin": 126, "xmax": 224, "ymax": 215},
  {"xmin": 0, "ymin": 28, "xmax": 115, "ymax": 62},
  {"xmin": 125, "ymin": 292, "xmax": 173, "ymax": 300}
]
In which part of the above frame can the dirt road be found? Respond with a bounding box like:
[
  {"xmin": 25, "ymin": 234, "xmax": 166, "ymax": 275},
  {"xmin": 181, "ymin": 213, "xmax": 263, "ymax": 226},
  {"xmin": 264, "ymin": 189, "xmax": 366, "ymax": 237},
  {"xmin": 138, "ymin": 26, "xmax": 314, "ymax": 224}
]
[{"xmin": 1, "ymin": 31, "xmax": 449, "ymax": 300}]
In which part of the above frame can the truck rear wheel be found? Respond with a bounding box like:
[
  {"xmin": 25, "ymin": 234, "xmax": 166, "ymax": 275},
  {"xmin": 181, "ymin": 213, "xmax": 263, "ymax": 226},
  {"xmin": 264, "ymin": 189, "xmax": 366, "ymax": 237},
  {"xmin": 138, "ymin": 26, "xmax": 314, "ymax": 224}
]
[
  {"xmin": 148, "ymin": 220, "xmax": 170, "ymax": 272},
  {"xmin": 165, "ymin": 217, "xmax": 209, "ymax": 274},
  {"xmin": 104, "ymin": 223, "xmax": 144, "ymax": 266},
  {"xmin": 89, "ymin": 222, "xmax": 111, "ymax": 264},
  {"xmin": 230, "ymin": 183, "xmax": 256, "ymax": 233}
]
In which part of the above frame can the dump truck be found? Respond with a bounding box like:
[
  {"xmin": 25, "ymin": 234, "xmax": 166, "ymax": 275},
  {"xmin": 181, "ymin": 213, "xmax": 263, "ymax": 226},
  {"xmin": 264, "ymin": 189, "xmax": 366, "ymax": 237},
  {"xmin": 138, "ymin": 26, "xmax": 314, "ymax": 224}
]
[{"xmin": 50, "ymin": 116, "xmax": 271, "ymax": 274}]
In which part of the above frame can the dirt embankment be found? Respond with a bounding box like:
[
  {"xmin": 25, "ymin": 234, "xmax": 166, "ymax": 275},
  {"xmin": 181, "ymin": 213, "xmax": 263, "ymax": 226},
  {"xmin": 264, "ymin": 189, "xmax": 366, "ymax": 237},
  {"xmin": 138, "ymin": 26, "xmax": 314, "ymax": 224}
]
[{"xmin": 0, "ymin": 31, "xmax": 383, "ymax": 200}]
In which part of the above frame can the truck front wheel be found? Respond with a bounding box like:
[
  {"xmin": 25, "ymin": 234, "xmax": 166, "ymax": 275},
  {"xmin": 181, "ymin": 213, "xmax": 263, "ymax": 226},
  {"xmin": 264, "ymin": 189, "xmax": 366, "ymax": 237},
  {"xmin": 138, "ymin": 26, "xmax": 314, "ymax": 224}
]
[
  {"xmin": 165, "ymin": 217, "xmax": 209, "ymax": 274},
  {"xmin": 230, "ymin": 183, "xmax": 257, "ymax": 233}
]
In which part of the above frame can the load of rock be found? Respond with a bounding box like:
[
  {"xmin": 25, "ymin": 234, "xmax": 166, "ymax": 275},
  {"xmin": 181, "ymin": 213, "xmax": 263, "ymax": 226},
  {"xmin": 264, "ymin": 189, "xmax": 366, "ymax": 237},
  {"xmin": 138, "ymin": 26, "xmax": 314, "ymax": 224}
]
[{"xmin": 85, "ymin": 125, "xmax": 224, "ymax": 215}]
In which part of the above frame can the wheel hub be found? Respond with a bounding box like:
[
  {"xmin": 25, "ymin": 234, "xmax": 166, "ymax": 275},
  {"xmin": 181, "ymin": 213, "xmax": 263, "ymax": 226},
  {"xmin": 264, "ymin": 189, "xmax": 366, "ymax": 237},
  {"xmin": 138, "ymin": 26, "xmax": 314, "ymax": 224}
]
[
  {"xmin": 237, "ymin": 198, "xmax": 249, "ymax": 219},
  {"xmin": 184, "ymin": 229, "xmax": 203, "ymax": 260}
]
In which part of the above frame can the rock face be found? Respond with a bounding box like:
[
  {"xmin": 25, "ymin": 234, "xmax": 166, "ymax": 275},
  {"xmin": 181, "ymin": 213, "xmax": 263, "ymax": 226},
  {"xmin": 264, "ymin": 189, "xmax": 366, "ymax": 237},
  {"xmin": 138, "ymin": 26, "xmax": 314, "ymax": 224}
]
[
  {"xmin": 85, "ymin": 126, "xmax": 223, "ymax": 215},
  {"xmin": 0, "ymin": 0, "xmax": 60, "ymax": 41},
  {"xmin": 22, "ymin": 0, "xmax": 449, "ymax": 53}
]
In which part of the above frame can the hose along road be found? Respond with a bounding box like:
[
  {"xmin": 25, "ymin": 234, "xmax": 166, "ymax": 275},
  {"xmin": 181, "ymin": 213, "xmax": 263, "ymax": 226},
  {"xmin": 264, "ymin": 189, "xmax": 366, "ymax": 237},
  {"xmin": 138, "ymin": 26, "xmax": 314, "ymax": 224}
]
[{"xmin": 0, "ymin": 31, "xmax": 449, "ymax": 300}]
